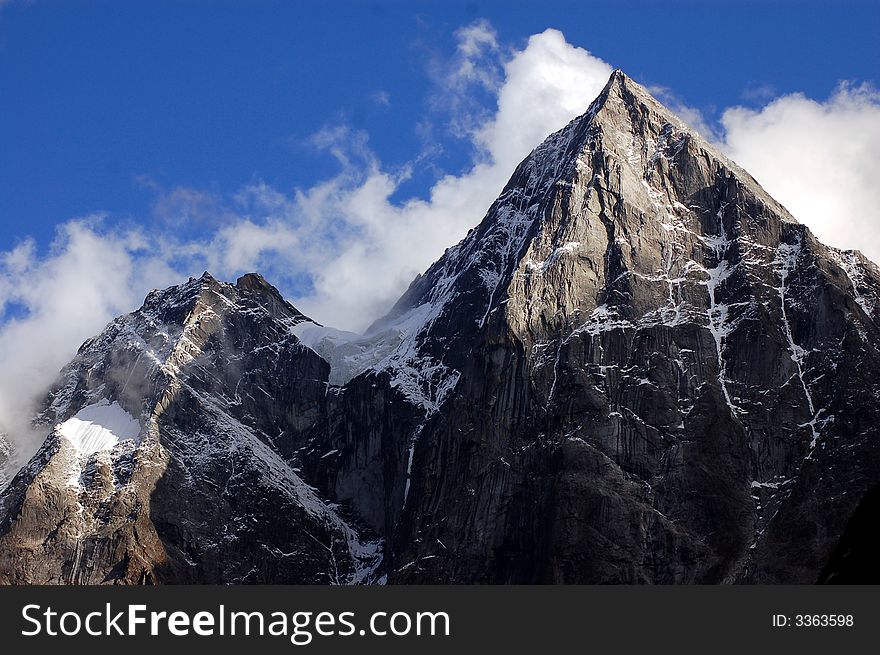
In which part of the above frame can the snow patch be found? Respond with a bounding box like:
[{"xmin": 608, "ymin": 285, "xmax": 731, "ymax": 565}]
[
  {"xmin": 829, "ymin": 249, "xmax": 875, "ymax": 317},
  {"xmin": 525, "ymin": 241, "xmax": 581, "ymax": 274},
  {"xmin": 773, "ymin": 239, "xmax": 823, "ymax": 451},
  {"xmin": 291, "ymin": 312, "xmax": 429, "ymax": 387},
  {"xmin": 59, "ymin": 401, "xmax": 141, "ymax": 456},
  {"xmin": 701, "ymin": 204, "xmax": 740, "ymax": 416}
]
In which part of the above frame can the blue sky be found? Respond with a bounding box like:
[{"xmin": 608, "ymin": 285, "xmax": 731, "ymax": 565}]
[
  {"xmin": 1, "ymin": 0, "xmax": 879, "ymax": 436},
  {"xmin": 2, "ymin": 0, "xmax": 878, "ymax": 252}
]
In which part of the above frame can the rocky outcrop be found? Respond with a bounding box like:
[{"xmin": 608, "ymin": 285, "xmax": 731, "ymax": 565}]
[{"xmin": 1, "ymin": 71, "xmax": 879, "ymax": 584}]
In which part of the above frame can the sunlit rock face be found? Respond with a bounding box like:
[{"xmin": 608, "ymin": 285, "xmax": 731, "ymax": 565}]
[{"xmin": 2, "ymin": 71, "xmax": 879, "ymax": 584}]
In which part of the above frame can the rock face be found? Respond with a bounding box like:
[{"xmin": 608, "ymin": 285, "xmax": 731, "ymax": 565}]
[
  {"xmin": 0, "ymin": 435, "xmax": 11, "ymax": 494},
  {"xmin": 2, "ymin": 71, "xmax": 879, "ymax": 584}
]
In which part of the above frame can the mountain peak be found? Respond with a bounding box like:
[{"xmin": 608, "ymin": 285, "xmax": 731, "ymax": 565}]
[
  {"xmin": 576, "ymin": 68, "xmax": 797, "ymax": 226},
  {"xmin": 235, "ymin": 271, "xmax": 283, "ymax": 298},
  {"xmin": 601, "ymin": 68, "xmax": 639, "ymax": 97},
  {"xmin": 361, "ymin": 64, "xmax": 820, "ymax": 416},
  {"xmin": 587, "ymin": 69, "xmax": 691, "ymax": 139},
  {"xmin": 139, "ymin": 271, "xmax": 304, "ymax": 324},
  {"xmin": 589, "ymin": 69, "xmax": 661, "ymax": 111}
]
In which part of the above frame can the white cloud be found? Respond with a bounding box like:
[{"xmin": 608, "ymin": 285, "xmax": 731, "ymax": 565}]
[
  {"xmin": 427, "ymin": 19, "xmax": 505, "ymax": 140},
  {"xmin": 475, "ymin": 29, "xmax": 612, "ymax": 168},
  {"xmin": 451, "ymin": 19, "xmax": 502, "ymax": 91},
  {"xmin": 0, "ymin": 220, "xmax": 179, "ymax": 456},
  {"xmin": 720, "ymin": 83, "xmax": 880, "ymax": 263}
]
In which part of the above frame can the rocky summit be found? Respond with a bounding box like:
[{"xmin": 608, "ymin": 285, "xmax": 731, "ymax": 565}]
[{"xmin": 1, "ymin": 71, "xmax": 879, "ymax": 584}]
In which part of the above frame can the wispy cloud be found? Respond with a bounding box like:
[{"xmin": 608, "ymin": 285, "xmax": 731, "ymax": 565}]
[
  {"xmin": 426, "ymin": 19, "xmax": 506, "ymax": 140},
  {"xmin": 740, "ymin": 81, "xmax": 778, "ymax": 103},
  {"xmin": 371, "ymin": 90, "xmax": 391, "ymax": 107}
]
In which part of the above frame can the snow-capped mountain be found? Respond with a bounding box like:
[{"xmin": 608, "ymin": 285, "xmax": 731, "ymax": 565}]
[
  {"xmin": 0, "ymin": 273, "xmax": 381, "ymax": 583},
  {"xmin": 2, "ymin": 71, "xmax": 879, "ymax": 584}
]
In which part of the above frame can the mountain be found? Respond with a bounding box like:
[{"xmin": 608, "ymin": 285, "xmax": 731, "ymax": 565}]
[
  {"xmin": 0, "ymin": 273, "xmax": 380, "ymax": 583},
  {"xmin": 2, "ymin": 71, "xmax": 879, "ymax": 584}
]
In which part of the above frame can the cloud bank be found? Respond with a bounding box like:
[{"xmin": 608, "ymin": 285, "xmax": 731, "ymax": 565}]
[
  {"xmin": 0, "ymin": 220, "xmax": 179, "ymax": 450},
  {"xmin": 1, "ymin": 22, "xmax": 879, "ymax": 462},
  {"xmin": 721, "ymin": 82, "xmax": 880, "ymax": 258}
]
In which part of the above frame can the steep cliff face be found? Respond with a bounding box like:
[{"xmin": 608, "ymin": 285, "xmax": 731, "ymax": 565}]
[
  {"xmin": 314, "ymin": 71, "xmax": 880, "ymax": 583},
  {"xmin": 1, "ymin": 71, "xmax": 879, "ymax": 584},
  {"xmin": 0, "ymin": 435, "xmax": 12, "ymax": 494}
]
